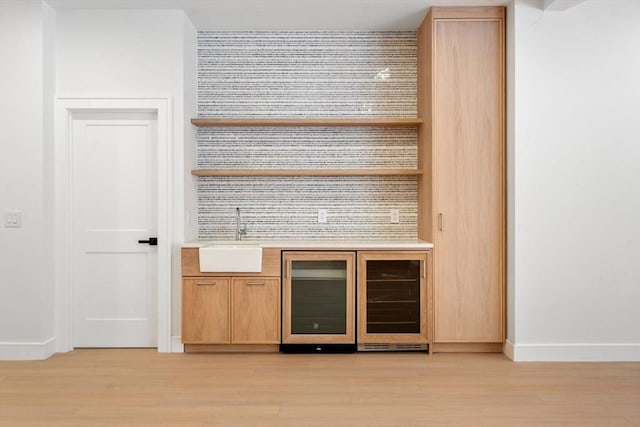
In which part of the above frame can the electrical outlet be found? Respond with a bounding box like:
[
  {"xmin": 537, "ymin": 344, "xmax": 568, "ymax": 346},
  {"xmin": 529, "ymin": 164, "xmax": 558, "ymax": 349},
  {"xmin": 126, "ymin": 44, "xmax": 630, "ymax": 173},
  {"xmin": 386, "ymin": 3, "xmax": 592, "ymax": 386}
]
[
  {"xmin": 390, "ymin": 209, "xmax": 400, "ymax": 224},
  {"xmin": 318, "ymin": 209, "xmax": 327, "ymax": 223}
]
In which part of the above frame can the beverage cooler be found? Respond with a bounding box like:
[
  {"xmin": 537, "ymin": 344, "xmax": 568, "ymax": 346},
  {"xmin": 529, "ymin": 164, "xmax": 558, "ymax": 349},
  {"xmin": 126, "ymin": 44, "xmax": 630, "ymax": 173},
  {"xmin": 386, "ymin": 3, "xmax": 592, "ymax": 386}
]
[
  {"xmin": 281, "ymin": 252, "xmax": 356, "ymax": 353},
  {"xmin": 281, "ymin": 250, "xmax": 430, "ymax": 353},
  {"xmin": 357, "ymin": 252, "xmax": 429, "ymax": 351}
]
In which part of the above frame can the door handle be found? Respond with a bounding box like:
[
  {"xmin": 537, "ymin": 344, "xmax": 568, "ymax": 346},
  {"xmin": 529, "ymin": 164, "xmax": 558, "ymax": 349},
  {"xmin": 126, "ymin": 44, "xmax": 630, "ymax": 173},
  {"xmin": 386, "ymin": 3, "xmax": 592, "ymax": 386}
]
[{"xmin": 138, "ymin": 237, "xmax": 158, "ymax": 246}]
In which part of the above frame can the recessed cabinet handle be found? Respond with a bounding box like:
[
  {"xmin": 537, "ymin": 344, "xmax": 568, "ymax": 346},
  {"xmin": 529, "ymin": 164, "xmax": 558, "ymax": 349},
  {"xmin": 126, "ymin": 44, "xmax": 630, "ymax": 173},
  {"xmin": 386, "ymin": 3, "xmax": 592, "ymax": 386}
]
[
  {"xmin": 438, "ymin": 213, "xmax": 444, "ymax": 232},
  {"xmin": 196, "ymin": 281, "xmax": 217, "ymax": 286},
  {"xmin": 245, "ymin": 282, "xmax": 265, "ymax": 286}
]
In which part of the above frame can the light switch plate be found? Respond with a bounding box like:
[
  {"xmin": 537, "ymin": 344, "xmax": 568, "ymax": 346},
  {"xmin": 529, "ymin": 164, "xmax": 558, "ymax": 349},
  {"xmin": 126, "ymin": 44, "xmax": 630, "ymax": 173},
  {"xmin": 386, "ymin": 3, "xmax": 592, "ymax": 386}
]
[{"xmin": 4, "ymin": 210, "xmax": 22, "ymax": 228}]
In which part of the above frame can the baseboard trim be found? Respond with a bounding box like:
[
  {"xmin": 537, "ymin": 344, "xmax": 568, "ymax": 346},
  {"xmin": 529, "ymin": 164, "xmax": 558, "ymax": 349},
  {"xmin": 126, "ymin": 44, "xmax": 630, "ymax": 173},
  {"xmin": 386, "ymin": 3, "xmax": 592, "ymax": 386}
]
[
  {"xmin": 0, "ymin": 337, "xmax": 56, "ymax": 361},
  {"xmin": 184, "ymin": 344, "xmax": 280, "ymax": 353},
  {"xmin": 512, "ymin": 343, "xmax": 640, "ymax": 362},
  {"xmin": 171, "ymin": 336, "xmax": 184, "ymax": 353},
  {"xmin": 503, "ymin": 340, "xmax": 515, "ymax": 360}
]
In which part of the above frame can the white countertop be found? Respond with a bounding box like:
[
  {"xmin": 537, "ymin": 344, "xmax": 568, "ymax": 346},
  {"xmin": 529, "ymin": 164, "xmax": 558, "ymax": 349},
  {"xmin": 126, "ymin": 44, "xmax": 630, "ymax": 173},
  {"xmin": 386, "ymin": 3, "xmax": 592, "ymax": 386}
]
[{"xmin": 182, "ymin": 239, "xmax": 433, "ymax": 250}]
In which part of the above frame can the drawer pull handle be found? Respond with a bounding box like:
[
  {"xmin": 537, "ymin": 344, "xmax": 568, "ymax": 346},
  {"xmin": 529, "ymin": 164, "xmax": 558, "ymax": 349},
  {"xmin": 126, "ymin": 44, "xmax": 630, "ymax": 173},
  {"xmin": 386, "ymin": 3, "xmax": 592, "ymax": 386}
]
[
  {"xmin": 246, "ymin": 282, "xmax": 266, "ymax": 286},
  {"xmin": 196, "ymin": 281, "xmax": 217, "ymax": 286}
]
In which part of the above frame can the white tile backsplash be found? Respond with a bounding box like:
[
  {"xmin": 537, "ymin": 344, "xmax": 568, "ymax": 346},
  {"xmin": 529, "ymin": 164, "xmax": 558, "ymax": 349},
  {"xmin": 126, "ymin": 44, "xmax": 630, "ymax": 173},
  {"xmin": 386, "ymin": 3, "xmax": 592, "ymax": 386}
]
[{"xmin": 197, "ymin": 31, "xmax": 418, "ymax": 239}]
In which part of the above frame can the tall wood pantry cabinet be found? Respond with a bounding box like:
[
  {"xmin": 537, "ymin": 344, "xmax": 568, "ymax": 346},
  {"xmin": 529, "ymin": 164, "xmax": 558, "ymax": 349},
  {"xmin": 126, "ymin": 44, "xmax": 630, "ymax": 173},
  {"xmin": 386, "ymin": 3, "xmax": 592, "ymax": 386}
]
[{"xmin": 417, "ymin": 7, "xmax": 506, "ymax": 350}]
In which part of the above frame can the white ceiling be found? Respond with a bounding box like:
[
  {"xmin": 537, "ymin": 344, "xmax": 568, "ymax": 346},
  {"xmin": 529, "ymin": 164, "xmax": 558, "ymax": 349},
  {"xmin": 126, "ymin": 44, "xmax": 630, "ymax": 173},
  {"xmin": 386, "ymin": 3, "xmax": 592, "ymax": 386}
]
[{"xmin": 46, "ymin": 0, "xmax": 510, "ymax": 31}]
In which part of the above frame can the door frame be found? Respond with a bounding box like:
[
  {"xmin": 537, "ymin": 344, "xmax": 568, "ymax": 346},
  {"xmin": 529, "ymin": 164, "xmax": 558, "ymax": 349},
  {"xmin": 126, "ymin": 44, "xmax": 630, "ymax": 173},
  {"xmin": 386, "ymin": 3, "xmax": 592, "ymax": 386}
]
[{"xmin": 54, "ymin": 97, "xmax": 172, "ymax": 353}]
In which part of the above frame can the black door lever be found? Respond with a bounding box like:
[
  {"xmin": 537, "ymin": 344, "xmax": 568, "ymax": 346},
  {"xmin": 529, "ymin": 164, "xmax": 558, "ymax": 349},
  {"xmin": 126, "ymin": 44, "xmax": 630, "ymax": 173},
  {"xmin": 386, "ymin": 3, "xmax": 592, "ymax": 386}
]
[{"xmin": 138, "ymin": 237, "xmax": 158, "ymax": 246}]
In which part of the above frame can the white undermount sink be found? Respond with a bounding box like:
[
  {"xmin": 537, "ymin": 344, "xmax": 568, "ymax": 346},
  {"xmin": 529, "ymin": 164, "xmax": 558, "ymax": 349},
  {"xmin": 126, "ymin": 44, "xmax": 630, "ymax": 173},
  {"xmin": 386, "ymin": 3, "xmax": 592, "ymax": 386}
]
[{"xmin": 198, "ymin": 242, "xmax": 263, "ymax": 273}]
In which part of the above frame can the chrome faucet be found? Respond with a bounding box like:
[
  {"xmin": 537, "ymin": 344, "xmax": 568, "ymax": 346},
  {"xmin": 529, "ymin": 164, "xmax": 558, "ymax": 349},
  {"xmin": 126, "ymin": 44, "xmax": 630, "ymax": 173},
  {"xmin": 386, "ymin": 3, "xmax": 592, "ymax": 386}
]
[{"xmin": 235, "ymin": 207, "xmax": 247, "ymax": 240}]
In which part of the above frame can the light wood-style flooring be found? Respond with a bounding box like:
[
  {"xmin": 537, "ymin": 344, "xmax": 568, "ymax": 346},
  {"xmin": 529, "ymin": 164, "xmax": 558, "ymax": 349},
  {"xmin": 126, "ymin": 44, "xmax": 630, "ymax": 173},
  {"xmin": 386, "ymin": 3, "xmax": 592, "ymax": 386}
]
[{"xmin": 1, "ymin": 350, "xmax": 639, "ymax": 426}]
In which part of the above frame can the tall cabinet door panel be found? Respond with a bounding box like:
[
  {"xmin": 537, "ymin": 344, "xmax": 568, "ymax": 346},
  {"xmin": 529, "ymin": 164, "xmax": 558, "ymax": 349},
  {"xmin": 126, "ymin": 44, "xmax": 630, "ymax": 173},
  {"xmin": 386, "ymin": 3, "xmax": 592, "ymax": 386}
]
[{"xmin": 420, "ymin": 7, "xmax": 506, "ymax": 343}]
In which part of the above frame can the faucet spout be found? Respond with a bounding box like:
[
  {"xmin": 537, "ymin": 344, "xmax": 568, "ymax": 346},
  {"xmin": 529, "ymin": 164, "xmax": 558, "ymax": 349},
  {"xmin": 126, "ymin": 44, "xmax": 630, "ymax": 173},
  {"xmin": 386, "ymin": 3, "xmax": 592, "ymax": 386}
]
[{"xmin": 235, "ymin": 207, "xmax": 247, "ymax": 240}]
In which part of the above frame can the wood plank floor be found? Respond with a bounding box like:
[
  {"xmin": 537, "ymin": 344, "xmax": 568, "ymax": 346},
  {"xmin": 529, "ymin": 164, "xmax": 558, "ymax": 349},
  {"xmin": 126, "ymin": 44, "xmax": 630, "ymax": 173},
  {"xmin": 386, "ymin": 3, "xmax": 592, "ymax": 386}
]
[{"xmin": 1, "ymin": 350, "xmax": 639, "ymax": 426}]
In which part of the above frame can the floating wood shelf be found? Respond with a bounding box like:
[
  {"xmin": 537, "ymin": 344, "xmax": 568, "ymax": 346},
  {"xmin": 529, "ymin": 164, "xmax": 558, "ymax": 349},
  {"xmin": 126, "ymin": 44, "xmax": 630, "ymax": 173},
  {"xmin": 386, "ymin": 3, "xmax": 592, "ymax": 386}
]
[
  {"xmin": 191, "ymin": 118, "xmax": 423, "ymax": 127},
  {"xmin": 191, "ymin": 169, "xmax": 423, "ymax": 177}
]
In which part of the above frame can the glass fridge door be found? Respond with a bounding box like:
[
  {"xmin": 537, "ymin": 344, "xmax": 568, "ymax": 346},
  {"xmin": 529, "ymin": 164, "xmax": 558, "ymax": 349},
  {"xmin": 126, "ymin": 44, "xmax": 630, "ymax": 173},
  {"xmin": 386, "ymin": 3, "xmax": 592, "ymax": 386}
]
[
  {"xmin": 290, "ymin": 260, "xmax": 347, "ymax": 334},
  {"xmin": 282, "ymin": 252, "xmax": 355, "ymax": 345},
  {"xmin": 365, "ymin": 259, "xmax": 421, "ymax": 334}
]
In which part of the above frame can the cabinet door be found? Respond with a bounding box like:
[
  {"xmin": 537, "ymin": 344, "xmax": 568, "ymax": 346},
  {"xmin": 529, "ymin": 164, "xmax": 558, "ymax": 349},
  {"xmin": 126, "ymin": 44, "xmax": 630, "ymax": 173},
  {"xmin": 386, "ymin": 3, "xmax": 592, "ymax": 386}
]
[
  {"xmin": 282, "ymin": 252, "xmax": 355, "ymax": 344},
  {"xmin": 358, "ymin": 252, "xmax": 430, "ymax": 345},
  {"xmin": 182, "ymin": 278, "xmax": 230, "ymax": 344},
  {"xmin": 431, "ymin": 10, "xmax": 505, "ymax": 343},
  {"xmin": 231, "ymin": 278, "xmax": 280, "ymax": 344}
]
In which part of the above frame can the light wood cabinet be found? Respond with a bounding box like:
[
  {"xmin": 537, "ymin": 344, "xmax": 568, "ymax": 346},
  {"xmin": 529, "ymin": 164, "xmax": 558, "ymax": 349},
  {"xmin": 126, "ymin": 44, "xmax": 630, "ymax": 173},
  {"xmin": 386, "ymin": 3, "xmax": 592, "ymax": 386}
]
[
  {"xmin": 181, "ymin": 247, "xmax": 280, "ymax": 350},
  {"xmin": 182, "ymin": 276, "xmax": 280, "ymax": 347},
  {"xmin": 418, "ymin": 7, "xmax": 506, "ymax": 346},
  {"xmin": 357, "ymin": 251, "xmax": 431, "ymax": 349}
]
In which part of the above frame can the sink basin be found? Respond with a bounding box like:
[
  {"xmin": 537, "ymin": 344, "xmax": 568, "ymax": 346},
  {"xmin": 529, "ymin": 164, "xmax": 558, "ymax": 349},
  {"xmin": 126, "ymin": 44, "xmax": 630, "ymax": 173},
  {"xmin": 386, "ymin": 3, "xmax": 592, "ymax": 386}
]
[{"xmin": 198, "ymin": 242, "xmax": 263, "ymax": 273}]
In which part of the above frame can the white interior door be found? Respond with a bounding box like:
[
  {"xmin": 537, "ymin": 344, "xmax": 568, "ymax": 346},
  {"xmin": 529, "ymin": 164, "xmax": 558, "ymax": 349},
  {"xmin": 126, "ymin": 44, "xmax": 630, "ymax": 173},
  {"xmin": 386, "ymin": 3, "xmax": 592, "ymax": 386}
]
[{"xmin": 72, "ymin": 112, "xmax": 158, "ymax": 348}]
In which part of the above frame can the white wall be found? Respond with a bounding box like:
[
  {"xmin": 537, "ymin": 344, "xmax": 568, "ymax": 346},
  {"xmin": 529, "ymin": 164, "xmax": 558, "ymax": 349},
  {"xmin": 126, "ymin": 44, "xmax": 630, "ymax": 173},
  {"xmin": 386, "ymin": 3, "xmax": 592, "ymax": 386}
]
[
  {"xmin": 509, "ymin": 0, "xmax": 640, "ymax": 361},
  {"xmin": 183, "ymin": 15, "xmax": 198, "ymax": 244},
  {"xmin": 56, "ymin": 10, "xmax": 183, "ymax": 98},
  {"xmin": 1, "ymin": 4, "xmax": 197, "ymax": 359},
  {"xmin": 178, "ymin": 13, "xmax": 198, "ymax": 348},
  {"xmin": 55, "ymin": 8, "xmax": 197, "ymax": 346},
  {"xmin": 42, "ymin": 0, "xmax": 57, "ymax": 356},
  {"xmin": 0, "ymin": 0, "xmax": 55, "ymax": 360}
]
